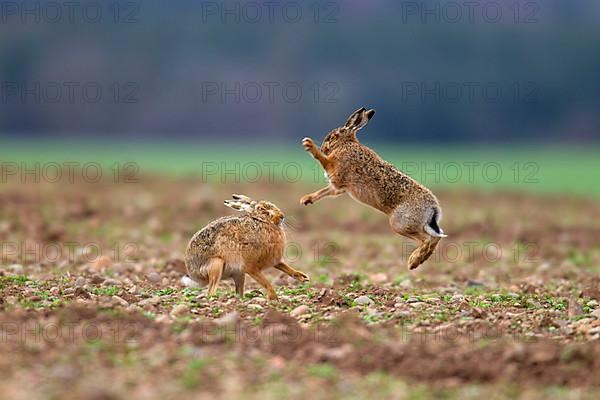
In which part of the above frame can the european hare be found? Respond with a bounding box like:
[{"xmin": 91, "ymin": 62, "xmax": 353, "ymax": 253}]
[
  {"xmin": 300, "ymin": 107, "xmax": 447, "ymax": 270},
  {"xmin": 183, "ymin": 195, "xmax": 309, "ymax": 300}
]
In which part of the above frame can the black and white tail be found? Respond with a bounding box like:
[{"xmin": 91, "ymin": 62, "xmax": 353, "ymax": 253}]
[{"xmin": 424, "ymin": 208, "xmax": 447, "ymax": 238}]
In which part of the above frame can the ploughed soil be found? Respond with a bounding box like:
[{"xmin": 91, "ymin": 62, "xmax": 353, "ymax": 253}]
[{"xmin": 1, "ymin": 176, "xmax": 600, "ymax": 399}]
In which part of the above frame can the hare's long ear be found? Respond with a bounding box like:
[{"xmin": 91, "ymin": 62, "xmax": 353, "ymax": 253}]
[
  {"xmin": 231, "ymin": 194, "xmax": 253, "ymax": 202},
  {"xmin": 224, "ymin": 194, "xmax": 255, "ymax": 212},
  {"xmin": 345, "ymin": 108, "xmax": 375, "ymax": 132}
]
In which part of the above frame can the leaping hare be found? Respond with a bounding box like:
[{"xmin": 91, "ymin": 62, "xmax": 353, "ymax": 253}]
[
  {"xmin": 183, "ymin": 194, "xmax": 309, "ymax": 300},
  {"xmin": 300, "ymin": 107, "xmax": 447, "ymax": 270}
]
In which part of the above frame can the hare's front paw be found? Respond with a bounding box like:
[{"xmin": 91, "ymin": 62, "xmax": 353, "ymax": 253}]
[
  {"xmin": 302, "ymin": 137, "xmax": 316, "ymax": 152},
  {"xmin": 300, "ymin": 194, "xmax": 314, "ymax": 205},
  {"xmin": 293, "ymin": 271, "xmax": 310, "ymax": 282}
]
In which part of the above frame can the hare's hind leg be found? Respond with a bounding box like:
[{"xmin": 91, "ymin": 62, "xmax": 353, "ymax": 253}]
[
  {"xmin": 389, "ymin": 208, "xmax": 441, "ymax": 270},
  {"xmin": 206, "ymin": 258, "xmax": 224, "ymax": 296},
  {"xmin": 232, "ymin": 272, "xmax": 245, "ymax": 297},
  {"xmin": 407, "ymin": 233, "xmax": 441, "ymax": 270},
  {"xmin": 274, "ymin": 262, "xmax": 310, "ymax": 282}
]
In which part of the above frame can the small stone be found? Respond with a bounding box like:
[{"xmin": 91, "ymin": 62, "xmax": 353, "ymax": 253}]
[
  {"xmin": 394, "ymin": 310, "xmax": 412, "ymax": 318},
  {"xmin": 366, "ymin": 307, "xmax": 382, "ymax": 317},
  {"xmin": 355, "ymin": 295, "xmax": 374, "ymax": 306},
  {"xmin": 112, "ymin": 295, "xmax": 129, "ymax": 307},
  {"xmin": 527, "ymin": 299, "xmax": 542, "ymax": 309},
  {"xmin": 170, "ymin": 304, "xmax": 189, "ymax": 318},
  {"xmin": 369, "ymin": 273, "xmax": 388, "ymax": 284},
  {"xmin": 568, "ymin": 298, "xmax": 584, "ymax": 318},
  {"xmin": 143, "ymin": 303, "xmax": 155, "ymax": 312},
  {"xmin": 139, "ymin": 296, "xmax": 161, "ymax": 306},
  {"xmin": 406, "ymin": 297, "xmax": 420, "ymax": 303},
  {"xmin": 161, "ymin": 278, "xmax": 169, "ymax": 286},
  {"xmin": 147, "ymin": 272, "xmax": 161, "ymax": 283},
  {"xmin": 103, "ymin": 278, "xmax": 122, "ymax": 286},
  {"xmin": 587, "ymin": 327, "xmax": 600, "ymax": 339},
  {"xmin": 214, "ymin": 311, "xmax": 240, "ymax": 326},
  {"xmin": 290, "ymin": 305, "xmax": 310, "ymax": 318},
  {"xmin": 398, "ymin": 279, "xmax": 412, "ymax": 289},
  {"xmin": 587, "ymin": 300, "xmax": 599, "ymax": 308},
  {"xmin": 74, "ymin": 277, "xmax": 86, "ymax": 287},
  {"xmin": 450, "ymin": 294, "xmax": 464, "ymax": 303},
  {"xmin": 127, "ymin": 304, "xmax": 140, "ymax": 313},
  {"xmin": 590, "ymin": 309, "xmax": 600, "ymax": 319},
  {"xmin": 90, "ymin": 275, "xmax": 105, "ymax": 284},
  {"xmin": 247, "ymin": 304, "xmax": 264, "ymax": 312},
  {"xmin": 155, "ymin": 314, "xmax": 170, "ymax": 324},
  {"xmin": 8, "ymin": 264, "xmax": 24, "ymax": 274},
  {"xmin": 91, "ymin": 255, "xmax": 112, "ymax": 271},
  {"xmin": 466, "ymin": 280, "xmax": 485, "ymax": 288}
]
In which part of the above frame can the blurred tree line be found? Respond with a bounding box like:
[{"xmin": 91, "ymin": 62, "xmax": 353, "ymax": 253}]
[{"xmin": 0, "ymin": 0, "xmax": 599, "ymax": 143}]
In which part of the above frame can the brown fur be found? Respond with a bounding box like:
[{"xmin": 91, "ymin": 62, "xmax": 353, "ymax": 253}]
[
  {"xmin": 184, "ymin": 195, "xmax": 309, "ymax": 300},
  {"xmin": 300, "ymin": 108, "xmax": 446, "ymax": 270}
]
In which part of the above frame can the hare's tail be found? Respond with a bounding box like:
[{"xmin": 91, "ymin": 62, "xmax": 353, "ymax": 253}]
[
  {"xmin": 424, "ymin": 208, "xmax": 447, "ymax": 238},
  {"xmin": 181, "ymin": 275, "xmax": 201, "ymax": 288}
]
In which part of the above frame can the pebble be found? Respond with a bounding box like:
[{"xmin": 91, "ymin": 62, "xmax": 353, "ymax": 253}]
[
  {"xmin": 394, "ymin": 310, "xmax": 412, "ymax": 318},
  {"xmin": 591, "ymin": 309, "xmax": 600, "ymax": 319},
  {"xmin": 147, "ymin": 272, "xmax": 161, "ymax": 283},
  {"xmin": 450, "ymin": 294, "xmax": 465, "ymax": 303},
  {"xmin": 155, "ymin": 314, "xmax": 170, "ymax": 324},
  {"xmin": 139, "ymin": 296, "xmax": 161, "ymax": 306},
  {"xmin": 74, "ymin": 277, "xmax": 86, "ymax": 287},
  {"xmin": 170, "ymin": 304, "xmax": 189, "ymax": 318},
  {"xmin": 398, "ymin": 279, "xmax": 412, "ymax": 289},
  {"xmin": 406, "ymin": 297, "xmax": 420, "ymax": 303},
  {"xmin": 366, "ymin": 307, "xmax": 382, "ymax": 318},
  {"xmin": 103, "ymin": 278, "xmax": 122, "ymax": 286},
  {"xmin": 369, "ymin": 273, "xmax": 388, "ymax": 284},
  {"xmin": 112, "ymin": 295, "xmax": 129, "ymax": 307},
  {"xmin": 466, "ymin": 280, "xmax": 485, "ymax": 288},
  {"xmin": 587, "ymin": 300, "xmax": 599, "ymax": 308},
  {"xmin": 8, "ymin": 264, "xmax": 24, "ymax": 274},
  {"xmin": 587, "ymin": 327, "xmax": 600, "ymax": 339},
  {"xmin": 214, "ymin": 311, "xmax": 240, "ymax": 326},
  {"xmin": 127, "ymin": 305, "xmax": 140, "ymax": 313},
  {"xmin": 290, "ymin": 305, "xmax": 310, "ymax": 318},
  {"xmin": 90, "ymin": 275, "xmax": 105, "ymax": 284},
  {"xmin": 355, "ymin": 295, "xmax": 374, "ymax": 306},
  {"xmin": 247, "ymin": 304, "xmax": 264, "ymax": 312}
]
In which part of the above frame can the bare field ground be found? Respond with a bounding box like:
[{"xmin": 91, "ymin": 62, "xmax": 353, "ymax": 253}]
[{"xmin": 1, "ymin": 176, "xmax": 600, "ymax": 399}]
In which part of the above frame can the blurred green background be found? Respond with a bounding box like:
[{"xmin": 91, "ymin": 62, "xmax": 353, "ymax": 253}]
[{"xmin": 1, "ymin": 1, "xmax": 599, "ymax": 197}]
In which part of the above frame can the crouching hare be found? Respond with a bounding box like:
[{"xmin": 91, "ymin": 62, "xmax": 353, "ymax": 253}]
[
  {"xmin": 183, "ymin": 194, "xmax": 309, "ymax": 300},
  {"xmin": 300, "ymin": 107, "xmax": 447, "ymax": 270}
]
